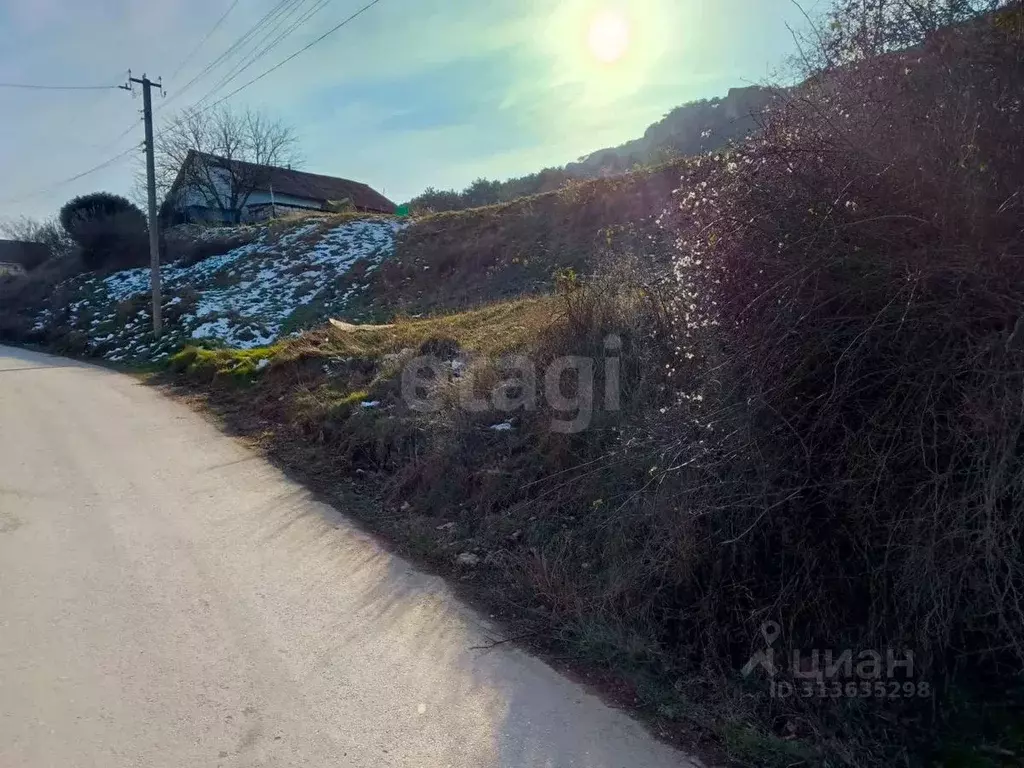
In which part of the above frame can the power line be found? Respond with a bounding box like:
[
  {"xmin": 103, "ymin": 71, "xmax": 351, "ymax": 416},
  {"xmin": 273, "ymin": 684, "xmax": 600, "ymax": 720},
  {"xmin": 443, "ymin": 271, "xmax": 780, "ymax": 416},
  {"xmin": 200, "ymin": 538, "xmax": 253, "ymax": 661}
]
[
  {"xmin": 203, "ymin": 0, "xmax": 312, "ymax": 90},
  {"xmin": 0, "ymin": 82, "xmax": 118, "ymax": 91},
  {"xmin": 161, "ymin": 0, "xmax": 293, "ymax": 109},
  {"xmin": 159, "ymin": 0, "xmax": 297, "ymax": 112},
  {"xmin": 61, "ymin": 145, "xmax": 140, "ymax": 186},
  {"xmin": 147, "ymin": 0, "xmax": 374, "ymax": 173},
  {"xmin": 168, "ymin": 0, "xmax": 242, "ymax": 82},
  {"xmin": 266, "ymin": 0, "xmax": 339, "ymax": 52},
  {"xmin": 199, "ymin": 0, "xmax": 383, "ymax": 113},
  {"xmin": 0, "ymin": 144, "xmax": 140, "ymax": 205},
  {"xmin": 2, "ymin": 0, "xmax": 380, "ymax": 208},
  {"xmin": 191, "ymin": 0, "xmax": 323, "ymax": 110},
  {"xmin": 90, "ymin": 116, "xmax": 144, "ymax": 154},
  {"xmin": 191, "ymin": 0, "xmax": 307, "ymax": 107}
]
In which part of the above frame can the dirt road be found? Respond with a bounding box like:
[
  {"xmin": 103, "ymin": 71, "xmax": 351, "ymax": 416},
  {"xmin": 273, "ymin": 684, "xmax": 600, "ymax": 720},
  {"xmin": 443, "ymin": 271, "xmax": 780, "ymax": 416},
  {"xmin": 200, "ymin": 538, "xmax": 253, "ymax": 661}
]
[{"xmin": 0, "ymin": 345, "xmax": 696, "ymax": 768}]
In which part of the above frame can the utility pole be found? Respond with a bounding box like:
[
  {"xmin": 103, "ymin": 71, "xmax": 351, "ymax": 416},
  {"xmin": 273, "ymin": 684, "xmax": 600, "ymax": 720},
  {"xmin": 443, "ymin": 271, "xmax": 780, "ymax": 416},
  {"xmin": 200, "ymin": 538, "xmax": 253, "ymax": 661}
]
[{"xmin": 121, "ymin": 71, "xmax": 163, "ymax": 337}]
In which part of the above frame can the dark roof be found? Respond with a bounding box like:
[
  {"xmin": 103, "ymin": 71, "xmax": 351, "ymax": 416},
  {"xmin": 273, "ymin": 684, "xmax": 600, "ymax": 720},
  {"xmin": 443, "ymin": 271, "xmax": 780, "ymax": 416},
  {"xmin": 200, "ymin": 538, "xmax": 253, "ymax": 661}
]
[
  {"xmin": 0, "ymin": 240, "xmax": 49, "ymax": 269},
  {"xmin": 188, "ymin": 151, "xmax": 396, "ymax": 213}
]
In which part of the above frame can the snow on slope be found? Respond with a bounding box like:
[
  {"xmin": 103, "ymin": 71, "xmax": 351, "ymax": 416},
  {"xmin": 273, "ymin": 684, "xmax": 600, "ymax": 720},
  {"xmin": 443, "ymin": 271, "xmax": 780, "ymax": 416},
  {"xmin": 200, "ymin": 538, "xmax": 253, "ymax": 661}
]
[{"xmin": 33, "ymin": 217, "xmax": 405, "ymax": 362}]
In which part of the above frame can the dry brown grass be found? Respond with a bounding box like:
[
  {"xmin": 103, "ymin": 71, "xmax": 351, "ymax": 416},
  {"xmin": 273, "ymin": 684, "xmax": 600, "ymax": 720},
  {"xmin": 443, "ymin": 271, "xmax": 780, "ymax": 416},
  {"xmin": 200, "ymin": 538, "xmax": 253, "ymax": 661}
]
[
  {"xmin": 160, "ymin": 247, "xmax": 1024, "ymax": 765},
  {"xmin": 368, "ymin": 164, "xmax": 679, "ymax": 315},
  {"xmin": 159, "ymin": 270, "xmax": 726, "ymax": 754},
  {"xmin": 0, "ymin": 254, "xmax": 85, "ymax": 343},
  {"xmin": 284, "ymin": 298, "xmax": 556, "ymax": 361},
  {"xmin": 143, "ymin": 14, "xmax": 1024, "ymax": 763}
]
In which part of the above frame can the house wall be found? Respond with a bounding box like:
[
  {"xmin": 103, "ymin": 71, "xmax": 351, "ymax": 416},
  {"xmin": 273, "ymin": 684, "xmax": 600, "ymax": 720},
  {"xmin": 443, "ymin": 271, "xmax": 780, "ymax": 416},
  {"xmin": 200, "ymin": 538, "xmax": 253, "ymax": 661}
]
[
  {"xmin": 180, "ymin": 167, "xmax": 233, "ymax": 207},
  {"xmin": 239, "ymin": 192, "xmax": 323, "ymax": 223},
  {"xmin": 177, "ymin": 173, "xmax": 322, "ymax": 224},
  {"xmin": 181, "ymin": 206, "xmax": 234, "ymax": 225},
  {"xmin": 243, "ymin": 190, "xmax": 322, "ymax": 210},
  {"xmin": 243, "ymin": 203, "xmax": 320, "ymax": 223}
]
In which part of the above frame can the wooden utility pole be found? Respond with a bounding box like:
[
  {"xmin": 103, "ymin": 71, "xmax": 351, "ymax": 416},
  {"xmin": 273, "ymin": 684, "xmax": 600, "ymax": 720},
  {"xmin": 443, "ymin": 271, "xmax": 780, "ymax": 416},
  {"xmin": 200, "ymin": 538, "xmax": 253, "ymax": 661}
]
[{"xmin": 121, "ymin": 71, "xmax": 163, "ymax": 336}]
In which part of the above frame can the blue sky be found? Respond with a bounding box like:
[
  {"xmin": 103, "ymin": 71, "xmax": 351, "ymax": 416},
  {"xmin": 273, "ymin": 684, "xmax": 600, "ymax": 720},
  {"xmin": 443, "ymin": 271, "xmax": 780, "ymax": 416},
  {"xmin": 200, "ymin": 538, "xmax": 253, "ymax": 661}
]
[{"xmin": 0, "ymin": 0, "xmax": 819, "ymax": 220}]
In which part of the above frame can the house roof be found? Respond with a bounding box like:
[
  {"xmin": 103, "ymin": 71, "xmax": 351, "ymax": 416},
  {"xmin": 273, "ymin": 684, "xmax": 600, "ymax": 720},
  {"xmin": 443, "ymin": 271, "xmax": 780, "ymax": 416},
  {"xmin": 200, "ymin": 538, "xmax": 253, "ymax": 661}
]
[
  {"xmin": 183, "ymin": 151, "xmax": 396, "ymax": 213},
  {"xmin": 0, "ymin": 240, "xmax": 49, "ymax": 270}
]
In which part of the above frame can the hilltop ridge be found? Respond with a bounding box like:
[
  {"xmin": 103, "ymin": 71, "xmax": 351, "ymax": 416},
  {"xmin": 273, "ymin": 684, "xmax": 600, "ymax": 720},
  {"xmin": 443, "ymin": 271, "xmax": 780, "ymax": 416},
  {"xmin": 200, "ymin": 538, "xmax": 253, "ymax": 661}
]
[{"xmin": 407, "ymin": 85, "xmax": 776, "ymax": 212}]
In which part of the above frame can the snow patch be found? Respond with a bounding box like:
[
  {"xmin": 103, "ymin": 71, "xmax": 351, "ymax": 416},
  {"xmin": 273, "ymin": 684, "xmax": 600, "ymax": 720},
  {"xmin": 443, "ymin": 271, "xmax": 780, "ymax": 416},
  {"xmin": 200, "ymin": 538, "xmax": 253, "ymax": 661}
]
[{"xmin": 33, "ymin": 217, "xmax": 408, "ymax": 362}]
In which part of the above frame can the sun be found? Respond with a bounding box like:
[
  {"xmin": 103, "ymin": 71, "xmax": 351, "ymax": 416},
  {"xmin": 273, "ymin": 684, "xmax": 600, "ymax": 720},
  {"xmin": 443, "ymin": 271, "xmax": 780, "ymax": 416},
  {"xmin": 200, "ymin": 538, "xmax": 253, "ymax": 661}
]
[{"xmin": 587, "ymin": 9, "xmax": 631, "ymax": 64}]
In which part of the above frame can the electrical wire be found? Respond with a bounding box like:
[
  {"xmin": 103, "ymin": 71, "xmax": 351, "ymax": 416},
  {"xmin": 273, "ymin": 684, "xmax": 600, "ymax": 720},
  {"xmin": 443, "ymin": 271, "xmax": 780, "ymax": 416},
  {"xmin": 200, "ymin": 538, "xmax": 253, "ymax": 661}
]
[
  {"xmin": 192, "ymin": 0, "xmax": 339, "ymax": 111},
  {"xmin": 168, "ymin": 0, "xmax": 242, "ymax": 82},
  {"xmin": 0, "ymin": 82, "xmax": 118, "ymax": 91},
  {"xmin": 1, "ymin": 0, "xmax": 380, "ymax": 208},
  {"xmin": 0, "ymin": 144, "xmax": 140, "ymax": 205},
  {"xmin": 158, "ymin": 0, "xmax": 298, "ymax": 112},
  {"xmin": 190, "ymin": 0, "xmax": 311, "ymax": 108},
  {"xmin": 199, "ymin": 0, "xmax": 306, "ymax": 95},
  {"xmin": 198, "ymin": 0, "xmax": 383, "ymax": 114},
  {"xmin": 90, "ymin": 116, "xmax": 144, "ymax": 154},
  {"xmin": 160, "ymin": 0, "xmax": 292, "ymax": 111},
  {"xmin": 59, "ymin": 146, "xmax": 140, "ymax": 185}
]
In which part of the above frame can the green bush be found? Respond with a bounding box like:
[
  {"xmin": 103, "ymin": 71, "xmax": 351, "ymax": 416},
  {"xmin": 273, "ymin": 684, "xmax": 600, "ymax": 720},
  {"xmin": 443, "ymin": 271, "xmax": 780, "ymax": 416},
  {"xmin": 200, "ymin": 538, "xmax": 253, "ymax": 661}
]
[{"xmin": 59, "ymin": 192, "xmax": 148, "ymax": 271}]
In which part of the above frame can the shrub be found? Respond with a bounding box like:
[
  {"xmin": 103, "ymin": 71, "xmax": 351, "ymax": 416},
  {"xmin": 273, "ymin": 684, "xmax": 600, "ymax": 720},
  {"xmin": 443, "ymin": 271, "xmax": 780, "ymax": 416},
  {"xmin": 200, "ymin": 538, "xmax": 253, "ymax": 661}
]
[
  {"xmin": 660, "ymin": 2, "xmax": 1024, "ymax": 742},
  {"xmin": 0, "ymin": 216, "xmax": 74, "ymax": 266},
  {"xmin": 0, "ymin": 253, "xmax": 85, "ymax": 341},
  {"xmin": 59, "ymin": 192, "xmax": 148, "ymax": 271}
]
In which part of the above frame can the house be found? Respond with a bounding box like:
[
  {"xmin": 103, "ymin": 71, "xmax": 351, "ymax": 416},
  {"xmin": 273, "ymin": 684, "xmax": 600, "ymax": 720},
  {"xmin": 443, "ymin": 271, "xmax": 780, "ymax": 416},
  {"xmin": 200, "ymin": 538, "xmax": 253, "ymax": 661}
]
[
  {"xmin": 164, "ymin": 150, "xmax": 396, "ymax": 225},
  {"xmin": 0, "ymin": 239, "xmax": 49, "ymax": 275}
]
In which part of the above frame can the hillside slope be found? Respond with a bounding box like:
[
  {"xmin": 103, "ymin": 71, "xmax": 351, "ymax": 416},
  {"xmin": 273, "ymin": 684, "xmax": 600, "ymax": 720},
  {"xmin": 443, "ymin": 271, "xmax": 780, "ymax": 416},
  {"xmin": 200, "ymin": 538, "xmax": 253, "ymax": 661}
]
[
  {"xmin": 566, "ymin": 86, "xmax": 776, "ymax": 177},
  {"xmin": 27, "ymin": 216, "xmax": 406, "ymax": 362},
  {"xmin": 364, "ymin": 162, "xmax": 680, "ymax": 317},
  {"xmin": 407, "ymin": 86, "xmax": 775, "ymax": 212},
  {"xmin": 19, "ymin": 160, "xmax": 680, "ymax": 361}
]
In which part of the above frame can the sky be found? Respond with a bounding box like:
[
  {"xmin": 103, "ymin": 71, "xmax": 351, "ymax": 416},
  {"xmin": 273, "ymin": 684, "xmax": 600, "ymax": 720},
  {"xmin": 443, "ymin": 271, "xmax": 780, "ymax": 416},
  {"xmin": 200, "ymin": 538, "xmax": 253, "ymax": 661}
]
[{"xmin": 0, "ymin": 0, "xmax": 819, "ymax": 221}]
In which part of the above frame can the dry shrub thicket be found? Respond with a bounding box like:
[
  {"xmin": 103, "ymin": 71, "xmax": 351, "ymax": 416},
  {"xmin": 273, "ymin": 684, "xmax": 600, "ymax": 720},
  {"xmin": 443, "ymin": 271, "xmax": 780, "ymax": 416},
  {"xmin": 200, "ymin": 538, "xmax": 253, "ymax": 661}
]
[
  {"xmin": 137, "ymin": 4, "xmax": 1024, "ymax": 760},
  {"xmin": 0, "ymin": 254, "xmax": 84, "ymax": 342},
  {"xmin": 313, "ymin": 13, "xmax": 1024, "ymax": 757},
  {"xmin": 661, "ymin": 4, "xmax": 1024, "ymax": 700}
]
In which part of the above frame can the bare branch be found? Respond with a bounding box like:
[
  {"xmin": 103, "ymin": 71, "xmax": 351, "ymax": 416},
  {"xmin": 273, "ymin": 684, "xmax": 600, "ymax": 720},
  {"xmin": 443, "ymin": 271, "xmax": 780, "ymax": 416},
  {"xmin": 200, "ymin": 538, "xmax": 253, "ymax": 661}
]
[{"xmin": 146, "ymin": 105, "xmax": 300, "ymax": 223}]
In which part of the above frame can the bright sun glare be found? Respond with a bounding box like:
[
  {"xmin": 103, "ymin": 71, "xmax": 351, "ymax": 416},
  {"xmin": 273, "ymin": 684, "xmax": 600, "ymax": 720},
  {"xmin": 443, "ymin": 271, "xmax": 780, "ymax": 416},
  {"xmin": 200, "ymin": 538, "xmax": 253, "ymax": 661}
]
[{"xmin": 587, "ymin": 9, "xmax": 630, "ymax": 64}]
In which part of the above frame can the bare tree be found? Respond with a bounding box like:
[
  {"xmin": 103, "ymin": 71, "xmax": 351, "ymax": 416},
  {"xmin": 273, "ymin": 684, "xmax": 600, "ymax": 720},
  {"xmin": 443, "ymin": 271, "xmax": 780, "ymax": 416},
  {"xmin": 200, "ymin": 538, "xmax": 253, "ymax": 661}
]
[
  {"xmin": 144, "ymin": 106, "xmax": 300, "ymax": 223},
  {"xmin": 792, "ymin": 0, "xmax": 1009, "ymax": 70},
  {"xmin": 0, "ymin": 216, "xmax": 74, "ymax": 263}
]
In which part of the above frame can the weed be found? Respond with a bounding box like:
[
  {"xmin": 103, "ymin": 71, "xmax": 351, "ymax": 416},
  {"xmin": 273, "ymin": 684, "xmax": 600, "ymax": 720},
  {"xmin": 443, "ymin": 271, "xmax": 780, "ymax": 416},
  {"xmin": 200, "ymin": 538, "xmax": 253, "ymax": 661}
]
[{"xmin": 719, "ymin": 722, "xmax": 816, "ymax": 768}]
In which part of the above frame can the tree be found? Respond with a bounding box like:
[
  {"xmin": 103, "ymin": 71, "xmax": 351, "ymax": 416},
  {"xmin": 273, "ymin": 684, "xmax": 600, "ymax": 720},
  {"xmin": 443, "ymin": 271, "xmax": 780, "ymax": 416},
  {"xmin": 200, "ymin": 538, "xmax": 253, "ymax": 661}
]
[
  {"xmin": 798, "ymin": 0, "xmax": 1008, "ymax": 68},
  {"xmin": 0, "ymin": 216, "xmax": 74, "ymax": 265},
  {"xmin": 59, "ymin": 192, "xmax": 147, "ymax": 270},
  {"xmin": 149, "ymin": 106, "xmax": 299, "ymax": 224},
  {"xmin": 405, "ymin": 186, "xmax": 467, "ymax": 213},
  {"xmin": 463, "ymin": 178, "xmax": 502, "ymax": 208}
]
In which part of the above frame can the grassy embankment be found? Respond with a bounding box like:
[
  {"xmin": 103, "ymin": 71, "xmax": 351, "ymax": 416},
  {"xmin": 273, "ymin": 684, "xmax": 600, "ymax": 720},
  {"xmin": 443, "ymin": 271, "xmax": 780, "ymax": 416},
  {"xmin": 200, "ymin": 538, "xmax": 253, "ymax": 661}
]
[
  {"xmin": 162, "ymin": 14, "xmax": 1024, "ymax": 766},
  {"xmin": 12, "ymin": 15, "xmax": 1024, "ymax": 762}
]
